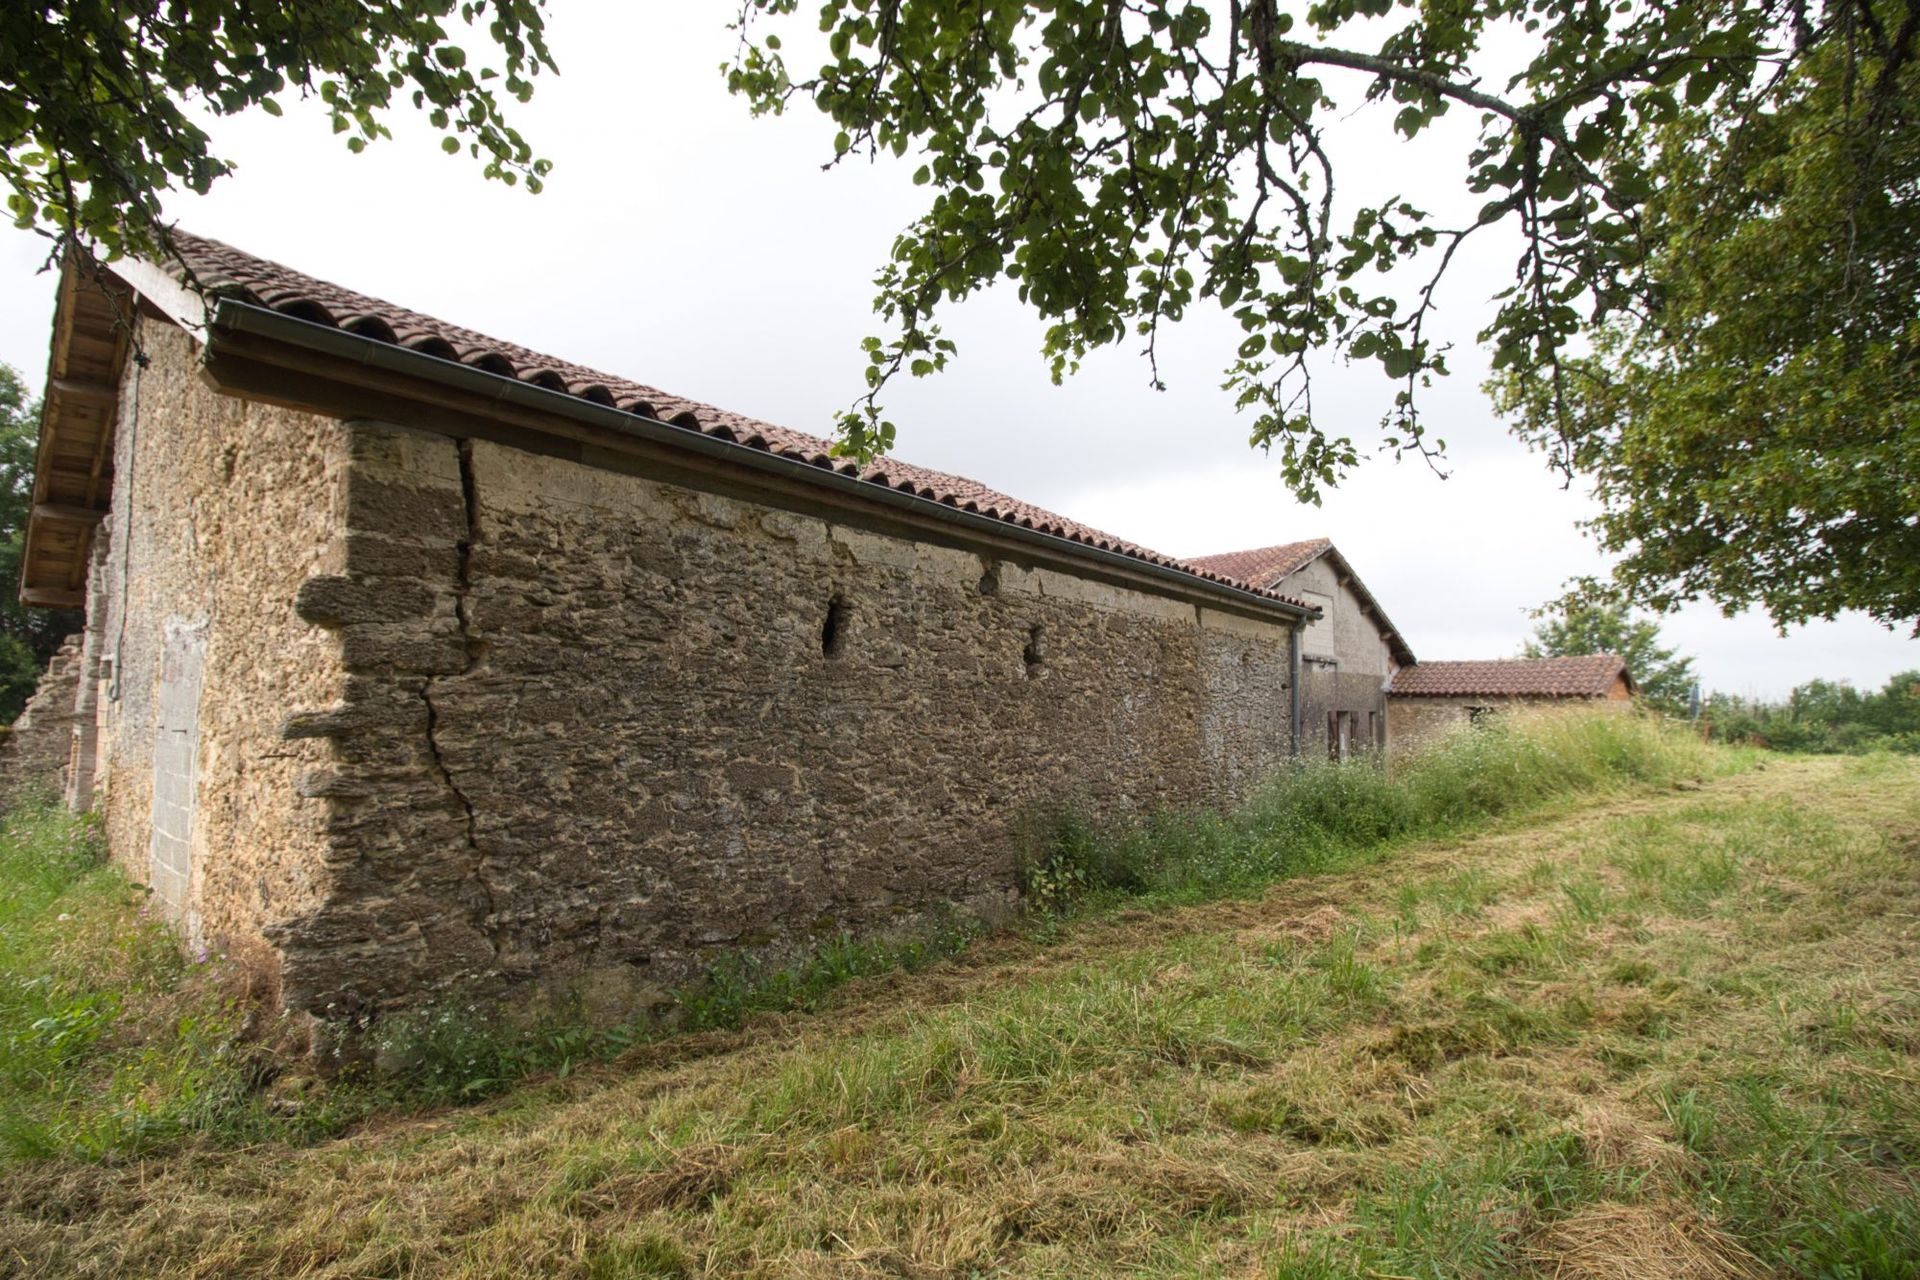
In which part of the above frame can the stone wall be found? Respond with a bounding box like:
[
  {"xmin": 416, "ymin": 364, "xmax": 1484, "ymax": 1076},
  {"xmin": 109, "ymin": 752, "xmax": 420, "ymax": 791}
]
[
  {"xmin": 67, "ymin": 324, "xmax": 1303, "ymax": 1018},
  {"xmin": 0, "ymin": 636, "xmax": 84, "ymax": 805},
  {"xmin": 1387, "ymin": 683, "xmax": 1632, "ymax": 759},
  {"xmin": 273, "ymin": 423, "xmax": 1301, "ymax": 1016},
  {"xmin": 88, "ymin": 319, "xmax": 350, "ymax": 978}
]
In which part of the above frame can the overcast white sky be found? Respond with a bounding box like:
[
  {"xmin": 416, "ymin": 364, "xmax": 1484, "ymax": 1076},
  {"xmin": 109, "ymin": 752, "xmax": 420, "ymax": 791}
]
[{"xmin": 2, "ymin": 5, "xmax": 1911, "ymax": 698}]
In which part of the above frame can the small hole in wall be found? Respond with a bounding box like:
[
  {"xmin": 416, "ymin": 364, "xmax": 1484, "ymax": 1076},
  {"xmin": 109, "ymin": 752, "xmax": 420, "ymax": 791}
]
[
  {"xmin": 1023, "ymin": 623, "xmax": 1046, "ymax": 677},
  {"xmin": 821, "ymin": 594, "xmax": 850, "ymax": 659},
  {"xmin": 978, "ymin": 563, "xmax": 1001, "ymax": 596}
]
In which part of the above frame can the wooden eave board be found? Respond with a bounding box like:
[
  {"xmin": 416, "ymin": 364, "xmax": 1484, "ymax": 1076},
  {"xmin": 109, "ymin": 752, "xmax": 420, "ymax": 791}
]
[{"xmin": 22, "ymin": 260, "xmax": 129, "ymax": 606}]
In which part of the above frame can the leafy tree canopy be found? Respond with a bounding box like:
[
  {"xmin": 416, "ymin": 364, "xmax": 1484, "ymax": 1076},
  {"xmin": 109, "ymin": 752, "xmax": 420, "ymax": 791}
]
[
  {"xmin": 1524, "ymin": 599, "xmax": 1695, "ymax": 714},
  {"xmin": 0, "ymin": 366, "xmax": 77, "ymax": 721},
  {"xmin": 7, "ymin": 2, "xmax": 1912, "ymax": 635},
  {"xmin": 729, "ymin": 0, "xmax": 1920, "ymax": 630},
  {"xmin": 2, "ymin": 1, "xmax": 554, "ymax": 265},
  {"xmin": 1494, "ymin": 18, "xmax": 1920, "ymax": 631}
]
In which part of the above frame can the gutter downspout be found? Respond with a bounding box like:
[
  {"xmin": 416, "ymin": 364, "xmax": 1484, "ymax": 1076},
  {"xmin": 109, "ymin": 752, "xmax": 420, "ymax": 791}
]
[
  {"xmin": 206, "ymin": 300, "xmax": 1318, "ymax": 628},
  {"xmin": 1289, "ymin": 621, "xmax": 1303, "ymax": 758}
]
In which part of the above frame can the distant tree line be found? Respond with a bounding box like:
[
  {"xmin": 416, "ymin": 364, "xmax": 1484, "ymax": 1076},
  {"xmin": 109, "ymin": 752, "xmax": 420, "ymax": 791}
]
[{"xmin": 1707, "ymin": 673, "xmax": 1920, "ymax": 755}]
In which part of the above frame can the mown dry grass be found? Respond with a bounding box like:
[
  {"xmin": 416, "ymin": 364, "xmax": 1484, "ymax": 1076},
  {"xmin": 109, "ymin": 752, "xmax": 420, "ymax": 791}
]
[{"xmin": 5, "ymin": 754, "xmax": 1918, "ymax": 1278}]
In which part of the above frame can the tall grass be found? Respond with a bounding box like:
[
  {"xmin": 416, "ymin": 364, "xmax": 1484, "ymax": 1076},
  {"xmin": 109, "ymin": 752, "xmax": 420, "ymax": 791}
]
[
  {"xmin": 1022, "ymin": 709, "xmax": 1734, "ymax": 911},
  {"xmin": 0, "ymin": 800, "xmax": 270, "ymax": 1159},
  {"xmin": 0, "ymin": 708, "xmax": 1735, "ymax": 1161},
  {"xmin": 361, "ymin": 913, "xmax": 983, "ymax": 1105}
]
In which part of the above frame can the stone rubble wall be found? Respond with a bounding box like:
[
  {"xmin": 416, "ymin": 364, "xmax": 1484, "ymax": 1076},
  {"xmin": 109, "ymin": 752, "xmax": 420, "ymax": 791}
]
[
  {"xmin": 67, "ymin": 323, "xmax": 1303, "ymax": 1018},
  {"xmin": 88, "ymin": 319, "xmax": 350, "ymax": 982},
  {"xmin": 0, "ymin": 636, "xmax": 84, "ymax": 805},
  {"xmin": 1386, "ymin": 687, "xmax": 1632, "ymax": 759},
  {"xmin": 274, "ymin": 424, "xmax": 1301, "ymax": 1016}
]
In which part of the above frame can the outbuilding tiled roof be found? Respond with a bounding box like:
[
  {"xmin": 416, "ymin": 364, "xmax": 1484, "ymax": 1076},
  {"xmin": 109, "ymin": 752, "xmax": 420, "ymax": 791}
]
[
  {"xmin": 1189, "ymin": 538, "xmax": 1416, "ymax": 667},
  {"xmin": 148, "ymin": 232, "xmax": 1313, "ymax": 613},
  {"xmin": 1386, "ymin": 655, "xmax": 1632, "ymax": 698},
  {"xmin": 1188, "ymin": 539, "xmax": 1332, "ymax": 586}
]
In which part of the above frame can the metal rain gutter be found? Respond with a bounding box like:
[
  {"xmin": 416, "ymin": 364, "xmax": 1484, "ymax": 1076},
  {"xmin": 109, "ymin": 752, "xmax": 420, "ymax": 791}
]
[
  {"xmin": 1289, "ymin": 623, "xmax": 1303, "ymax": 757},
  {"xmin": 208, "ymin": 299, "xmax": 1318, "ymax": 625}
]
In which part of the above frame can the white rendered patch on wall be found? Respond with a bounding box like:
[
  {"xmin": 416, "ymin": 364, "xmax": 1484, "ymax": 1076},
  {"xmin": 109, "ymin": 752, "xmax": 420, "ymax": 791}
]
[
  {"xmin": 1299, "ymin": 589, "xmax": 1336, "ymax": 658},
  {"xmin": 148, "ymin": 616, "xmax": 208, "ymax": 946}
]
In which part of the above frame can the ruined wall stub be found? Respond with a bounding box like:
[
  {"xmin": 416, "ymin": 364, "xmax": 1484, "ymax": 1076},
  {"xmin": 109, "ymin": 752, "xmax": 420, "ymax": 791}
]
[{"xmin": 0, "ymin": 636, "xmax": 84, "ymax": 805}]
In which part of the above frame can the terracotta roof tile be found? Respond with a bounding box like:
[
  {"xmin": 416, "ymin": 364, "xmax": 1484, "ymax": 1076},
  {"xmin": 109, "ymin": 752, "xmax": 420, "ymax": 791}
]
[
  {"xmin": 1187, "ymin": 539, "xmax": 1332, "ymax": 587},
  {"xmin": 156, "ymin": 232, "xmax": 1313, "ymax": 614},
  {"xmin": 1189, "ymin": 539, "xmax": 1416, "ymax": 667},
  {"xmin": 1385, "ymin": 655, "xmax": 1631, "ymax": 698}
]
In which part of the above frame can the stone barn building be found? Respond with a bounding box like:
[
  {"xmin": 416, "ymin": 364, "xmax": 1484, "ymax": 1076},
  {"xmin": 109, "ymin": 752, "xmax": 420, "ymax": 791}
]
[
  {"xmin": 1189, "ymin": 540, "xmax": 1413, "ymax": 760},
  {"xmin": 1386, "ymin": 655, "xmax": 1636, "ymax": 756},
  {"xmin": 21, "ymin": 236, "xmax": 1318, "ymax": 1019}
]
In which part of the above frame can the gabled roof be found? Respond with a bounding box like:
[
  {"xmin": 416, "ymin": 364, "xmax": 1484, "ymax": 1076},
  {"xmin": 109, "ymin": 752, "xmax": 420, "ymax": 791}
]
[
  {"xmin": 1190, "ymin": 539, "xmax": 1415, "ymax": 667},
  {"xmin": 26, "ymin": 233, "xmax": 1317, "ymax": 618},
  {"xmin": 1386, "ymin": 655, "xmax": 1633, "ymax": 698}
]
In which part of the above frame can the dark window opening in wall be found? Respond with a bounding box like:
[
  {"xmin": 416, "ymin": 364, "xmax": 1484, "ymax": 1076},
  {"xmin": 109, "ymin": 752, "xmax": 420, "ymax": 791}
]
[
  {"xmin": 1468, "ymin": 705, "xmax": 1493, "ymax": 725},
  {"xmin": 821, "ymin": 595, "xmax": 850, "ymax": 659},
  {"xmin": 1023, "ymin": 624, "xmax": 1046, "ymax": 678}
]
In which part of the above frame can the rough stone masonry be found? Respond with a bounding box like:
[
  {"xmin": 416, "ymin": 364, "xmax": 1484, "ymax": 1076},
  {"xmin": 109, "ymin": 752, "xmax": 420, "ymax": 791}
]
[{"xmin": 22, "ymin": 239, "xmax": 1315, "ymax": 1023}]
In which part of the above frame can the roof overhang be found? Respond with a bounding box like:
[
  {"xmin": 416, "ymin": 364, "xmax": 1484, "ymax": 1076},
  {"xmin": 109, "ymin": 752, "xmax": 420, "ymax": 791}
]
[
  {"xmin": 25, "ymin": 252, "xmax": 1318, "ymax": 631},
  {"xmin": 208, "ymin": 299, "xmax": 1316, "ymax": 625},
  {"xmin": 20, "ymin": 259, "xmax": 135, "ymax": 609}
]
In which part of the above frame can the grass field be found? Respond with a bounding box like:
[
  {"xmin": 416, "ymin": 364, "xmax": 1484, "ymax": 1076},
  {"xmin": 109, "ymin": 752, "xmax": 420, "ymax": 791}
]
[{"xmin": 3, "ymin": 742, "xmax": 1918, "ymax": 1276}]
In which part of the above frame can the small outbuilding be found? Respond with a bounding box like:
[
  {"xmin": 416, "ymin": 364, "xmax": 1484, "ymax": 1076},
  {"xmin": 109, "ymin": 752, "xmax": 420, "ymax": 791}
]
[{"xmin": 1385, "ymin": 655, "xmax": 1636, "ymax": 755}]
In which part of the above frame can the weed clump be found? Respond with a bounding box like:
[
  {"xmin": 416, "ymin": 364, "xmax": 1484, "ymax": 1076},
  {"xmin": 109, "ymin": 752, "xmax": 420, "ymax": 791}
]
[{"xmin": 0, "ymin": 803, "xmax": 275, "ymax": 1159}]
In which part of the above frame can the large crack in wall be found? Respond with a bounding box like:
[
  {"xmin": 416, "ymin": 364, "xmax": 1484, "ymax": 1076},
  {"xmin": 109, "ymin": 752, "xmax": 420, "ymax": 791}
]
[
  {"xmin": 277, "ymin": 424, "xmax": 1303, "ymax": 1014},
  {"xmin": 419, "ymin": 438, "xmax": 499, "ymax": 959}
]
